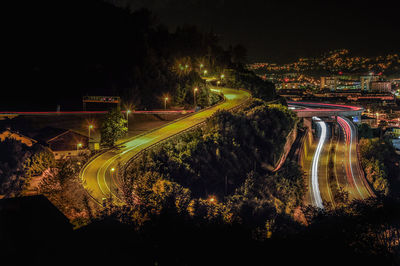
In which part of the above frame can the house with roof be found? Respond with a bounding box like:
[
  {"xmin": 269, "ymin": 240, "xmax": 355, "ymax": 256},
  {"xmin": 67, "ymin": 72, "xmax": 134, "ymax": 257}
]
[
  {"xmin": 0, "ymin": 128, "xmax": 37, "ymax": 147},
  {"xmin": 33, "ymin": 127, "xmax": 89, "ymax": 160}
]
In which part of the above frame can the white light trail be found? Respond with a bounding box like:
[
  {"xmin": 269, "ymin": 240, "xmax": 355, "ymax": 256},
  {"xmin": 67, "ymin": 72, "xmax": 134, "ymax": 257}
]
[{"xmin": 311, "ymin": 117, "xmax": 327, "ymax": 208}]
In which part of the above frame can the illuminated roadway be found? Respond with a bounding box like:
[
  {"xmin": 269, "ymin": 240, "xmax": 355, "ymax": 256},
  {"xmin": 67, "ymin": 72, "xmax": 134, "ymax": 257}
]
[
  {"xmin": 310, "ymin": 117, "xmax": 326, "ymax": 208},
  {"xmin": 80, "ymin": 87, "xmax": 251, "ymax": 203},
  {"xmin": 335, "ymin": 116, "xmax": 374, "ymax": 200},
  {"xmin": 289, "ymin": 102, "xmax": 373, "ymax": 208}
]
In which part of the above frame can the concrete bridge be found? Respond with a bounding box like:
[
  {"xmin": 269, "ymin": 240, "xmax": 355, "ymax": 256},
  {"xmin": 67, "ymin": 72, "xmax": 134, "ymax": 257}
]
[{"xmin": 288, "ymin": 101, "xmax": 364, "ymax": 122}]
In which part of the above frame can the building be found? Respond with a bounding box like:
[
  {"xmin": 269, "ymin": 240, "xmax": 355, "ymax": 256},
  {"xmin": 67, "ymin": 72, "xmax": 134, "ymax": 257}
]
[
  {"xmin": 360, "ymin": 75, "xmax": 380, "ymax": 91},
  {"xmin": 33, "ymin": 127, "xmax": 89, "ymax": 159},
  {"xmin": 370, "ymin": 81, "xmax": 392, "ymax": 93},
  {"xmin": 321, "ymin": 75, "xmax": 361, "ymax": 91},
  {"xmin": 279, "ymin": 82, "xmax": 302, "ymax": 89},
  {"xmin": 321, "ymin": 76, "xmax": 337, "ymax": 90},
  {"xmin": 388, "ymin": 127, "xmax": 400, "ymax": 137},
  {"xmin": 0, "ymin": 128, "xmax": 37, "ymax": 147}
]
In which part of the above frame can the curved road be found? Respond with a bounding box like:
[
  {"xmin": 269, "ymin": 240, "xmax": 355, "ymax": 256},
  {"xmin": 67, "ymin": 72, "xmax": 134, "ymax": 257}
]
[{"xmin": 80, "ymin": 87, "xmax": 251, "ymax": 203}]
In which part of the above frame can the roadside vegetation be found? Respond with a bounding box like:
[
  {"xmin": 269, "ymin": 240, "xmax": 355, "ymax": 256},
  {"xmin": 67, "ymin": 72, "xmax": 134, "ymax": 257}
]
[
  {"xmin": 359, "ymin": 138, "xmax": 400, "ymax": 197},
  {"xmin": 38, "ymin": 158, "xmax": 98, "ymax": 228},
  {"xmin": 0, "ymin": 139, "xmax": 54, "ymax": 197},
  {"xmin": 118, "ymin": 99, "xmax": 303, "ymax": 231},
  {"xmin": 100, "ymin": 107, "xmax": 128, "ymax": 147}
]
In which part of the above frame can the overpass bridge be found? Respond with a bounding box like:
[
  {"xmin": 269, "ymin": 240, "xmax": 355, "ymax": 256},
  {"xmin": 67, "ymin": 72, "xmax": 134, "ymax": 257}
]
[{"xmin": 288, "ymin": 101, "xmax": 364, "ymax": 121}]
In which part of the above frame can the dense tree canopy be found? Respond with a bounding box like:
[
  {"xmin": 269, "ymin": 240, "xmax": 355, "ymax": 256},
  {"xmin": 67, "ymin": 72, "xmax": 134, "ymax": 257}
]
[
  {"xmin": 359, "ymin": 138, "xmax": 400, "ymax": 197},
  {"xmin": 0, "ymin": 139, "xmax": 54, "ymax": 197},
  {"xmin": 100, "ymin": 108, "xmax": 128, "ymax": 147}
]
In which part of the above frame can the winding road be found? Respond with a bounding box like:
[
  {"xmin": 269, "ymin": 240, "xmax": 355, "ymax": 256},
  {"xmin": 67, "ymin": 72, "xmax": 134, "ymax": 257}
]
[{"xmin": 80, "ymin": 87, "xmax": 251, "ymax": 203}]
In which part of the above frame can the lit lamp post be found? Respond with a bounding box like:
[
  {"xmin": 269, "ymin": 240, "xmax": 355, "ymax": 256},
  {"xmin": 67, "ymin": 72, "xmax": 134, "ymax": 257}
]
[
  {"xmin": 203, "ymin": 69, "xmax": 208, "ymax": 76},
  {"xmin": 88, "ymin": 125, "xmax": 93, "ymax": 140},
  {"xmin": 208, "ymin": 196, "xmax": 216, "ymax": 204},
  {"xmin": 199, "ymin": 63, "xmax": 204, "ymax": 71},
  {"xmin": 217, "ymin": 81, "xmax": 220, "ymax": 86},
  {"xmin": 194, "ymin": 87, "xmax": 198, "ymax": 106},
  {"xmin": 164, "ymin": 97, "xmax": 168, "ymax": 110},
  {"xmin": 77, "ymin": 143, "xmax": 82, "ymax": 151},
  {"xmin": 110, "ymin": 167, "xmax": 115, "ymax": 202},
  {"xmin": 220, "ymin": 74, "xmax": 225, "ymax": 80},
  {"xmin": 126, "ymin": 110, "xmax": 131, "ymax": 132}
]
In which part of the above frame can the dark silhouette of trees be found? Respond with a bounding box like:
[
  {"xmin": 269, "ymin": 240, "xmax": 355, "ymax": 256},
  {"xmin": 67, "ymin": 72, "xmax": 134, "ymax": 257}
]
[
  {"xmin": 38, "ymin": 158, "xmax": 97, "ymax": 227},
  {"xmin": 100, "ymin": 108, "xmax": 127, "ymax": 147},
  {"xmin": 5, "ymin": 0, "xmax": 257, "ymax": 111},
  {"xmin": 0, "ymin": 139, "xmax": 55, "ymax": 197},
  {"xmin": 359, "ymin": 138, "xmax": 400, "ymax": 197}
]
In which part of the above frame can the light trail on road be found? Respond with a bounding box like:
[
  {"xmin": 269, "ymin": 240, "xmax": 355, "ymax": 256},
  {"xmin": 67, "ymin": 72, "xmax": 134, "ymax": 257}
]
[
  {"xmin": 311, "ymin": 117, "xmax": 327, "ymax": 209},
  {"xmin": 337, "ymin": 116, "xmax": 362, "ymax": 198},
  {"xmin": 337, "ymin": 116, "xmax": 373, "ymax": 200},
  {"xmin": 290, "ymin": 101, "xmax": 373, "ymax": 206}
]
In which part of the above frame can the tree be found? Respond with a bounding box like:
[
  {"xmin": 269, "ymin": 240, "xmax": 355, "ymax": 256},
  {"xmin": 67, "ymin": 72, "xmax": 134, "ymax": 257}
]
[
  {"xmin": 38, "ymin": 159, "xmax": 97, "ymax": 227},
  {"xmin": 0, "ymin": 139, "xmax": 53, "ymax": 197},
  {"xmin": 358, "ymin": 123, "xmax": 373, "ymax": 139},
  {"xmin": 100, "ymin": 108, "xmax": 127, "ymax": 147},
  {"xmin": 25, "ymin": 144, "xmax": 55, "ymax": 178}
]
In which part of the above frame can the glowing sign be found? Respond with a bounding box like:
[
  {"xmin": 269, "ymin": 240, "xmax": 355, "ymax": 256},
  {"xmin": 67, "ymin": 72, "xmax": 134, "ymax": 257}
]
[{"xmin": 83, "ymin": 96, "xmax": 120, "ymax": 103}]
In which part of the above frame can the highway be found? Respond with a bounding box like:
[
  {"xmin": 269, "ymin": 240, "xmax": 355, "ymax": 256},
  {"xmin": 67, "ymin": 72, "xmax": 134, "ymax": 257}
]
[
  {"xmin": 80, "ymin": 87, "xmax": 251, "ymax": 204},
  {"xmin": 309, "ymin": 117, "xmax": 327, "ymax": 208},
  {"xmin": 335, "ymin": 116, "xmax": 374, "ymax": 200},
  {"xmin": 289, "ymin": 102, "xmax": 373, "ymax": 208}
]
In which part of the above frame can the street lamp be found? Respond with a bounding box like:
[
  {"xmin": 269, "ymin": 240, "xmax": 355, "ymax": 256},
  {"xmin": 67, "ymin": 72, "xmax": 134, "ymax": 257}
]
[
  {"xmin": 217, "ymin": 81, "xmax": 220, "ymax": 86},
  {"xmin": 220, "ymin": 74, "xmax": 225, "ymax": 79},
  {"xmin": 88, "ymin": 125, "xmax": 93, "ymax": 140},
  {"xmin": 208, "ymin": 196, "xmax": 216, "ymax": 204},
  {"xmin": 110, "ymin": 167, "xmax": 115, "ymax": 202},
  {"xmin": 77, "ymin": 143, "xmax": 82, "ymax": 151},
  {"xmin": 203, "ymin": 70, "xmax": 208, "ymax": 76},
  {"xmin": 126, "ymin": 110, "xmax": 131, "ymax": 132},
  {"xmin": 164, "ymin": 97, "xmax": 168, "ymax": 110},
  {"xmin": 194, "ymin": 87, "xmax": 198, "ymax": 106}
]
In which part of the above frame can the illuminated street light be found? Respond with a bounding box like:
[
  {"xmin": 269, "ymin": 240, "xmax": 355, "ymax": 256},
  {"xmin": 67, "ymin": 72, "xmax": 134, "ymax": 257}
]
[
  {"xmin": 220, "ymin": 74, "xmax": 225, "ymax": 79},
  {"xmin": 203, "ymin": 70, "xmax": 208, "ymax": 76},
  {"xmin": 194, "ymin": 87, "xmax": 198, "ymax": 106},
  {"xmin": 109, "ymin": 167, "xmax": 116, "ymax": 202},
  {"xmin": 200, "ymin": 63, "xmax": 204, "ymax": 69},
  {"xmin": 88, "ymin": 124, "xmax": 93, "ymax": 140},
  {"xmin": 217, "ymin": 81, "xmax": 220, "ymax": 86},
  {"xmin": 77, "ymin": 143, "xmax": 82, "ymax": 151},
  {"xmin": 126, "ymin": 110, "xmax": 131, "ymax": 132},
  {"xmin": 208, "ymin": 196, "xmax": 216, "ymax": 203},
  {"xmin": 164, "ymin": 97, "xmax": 168, "ymax": 110}
]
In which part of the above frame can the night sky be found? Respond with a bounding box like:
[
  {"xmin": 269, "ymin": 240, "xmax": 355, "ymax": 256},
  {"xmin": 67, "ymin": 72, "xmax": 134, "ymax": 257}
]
[
  {"xmin": 2, "ymin": 0, "xmax": 399, "ymax": 111},
  {"xmin": 110, "ymin": 0, "xmax": 400, "ymax": 63}
]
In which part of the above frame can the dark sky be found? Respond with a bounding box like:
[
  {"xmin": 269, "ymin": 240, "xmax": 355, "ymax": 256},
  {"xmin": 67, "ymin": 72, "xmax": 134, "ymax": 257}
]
[{"xmin": 110, "ymin": 0, "xmax": 399, "ymax": 63}]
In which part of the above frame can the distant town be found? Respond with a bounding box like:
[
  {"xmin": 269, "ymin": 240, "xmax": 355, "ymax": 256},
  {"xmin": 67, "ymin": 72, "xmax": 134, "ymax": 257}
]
[{"xmin": 248, "ymin": 49, "xmax": 400, "ymax": 153}]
